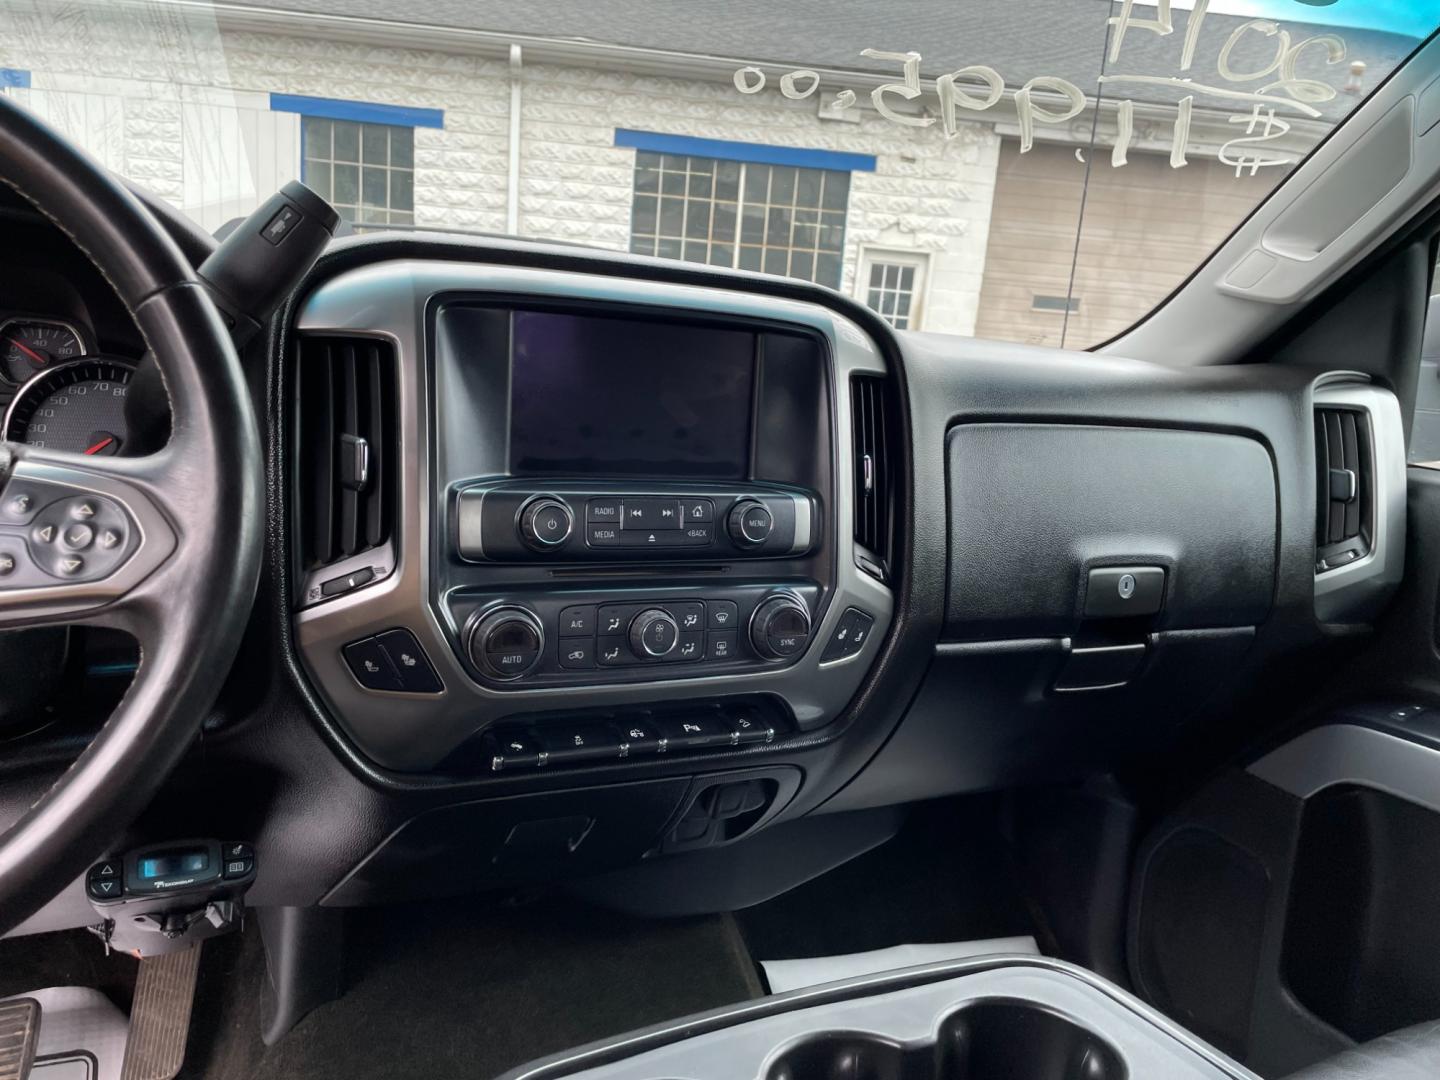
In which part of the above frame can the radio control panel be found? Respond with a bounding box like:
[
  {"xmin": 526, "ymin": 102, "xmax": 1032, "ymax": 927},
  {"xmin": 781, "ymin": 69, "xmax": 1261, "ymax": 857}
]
[
  {"xmin": 451, "ymin": 584, "xmax": 822, "ymax": 688},
  {"xmin": 454, "ymin": 484, "xmax": 816, "ymax": 562}
]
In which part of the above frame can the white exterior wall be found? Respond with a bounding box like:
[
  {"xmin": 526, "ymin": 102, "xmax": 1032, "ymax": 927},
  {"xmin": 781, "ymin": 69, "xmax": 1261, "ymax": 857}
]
[{"xmin": 0, "ymin": 1, "xmax": 1001, "ymax": 333}]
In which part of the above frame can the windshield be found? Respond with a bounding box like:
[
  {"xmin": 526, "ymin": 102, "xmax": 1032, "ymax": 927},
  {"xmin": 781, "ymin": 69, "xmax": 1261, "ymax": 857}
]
[{"xmin": 1, "ymin": 0, "xmax": 1435, "ymax": 348}]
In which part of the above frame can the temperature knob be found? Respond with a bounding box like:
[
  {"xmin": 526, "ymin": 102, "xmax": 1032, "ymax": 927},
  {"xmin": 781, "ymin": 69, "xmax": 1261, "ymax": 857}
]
[
  {"xmin": 519, "ymin": 497, "xmax": 574, "ymax": 551},
  {"xmin": 749, "ymin": 595, "xmax": 811, "ymax": 661}
]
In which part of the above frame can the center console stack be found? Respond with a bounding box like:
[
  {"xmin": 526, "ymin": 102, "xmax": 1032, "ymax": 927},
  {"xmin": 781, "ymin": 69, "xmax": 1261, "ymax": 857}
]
[
  {"xmin": 292, "ymin": 263, "xmax": 894, "ymax": 774},
  {"xmin": 498, "ymin": 958, "xmax": 1257, "ymax": 1080}
]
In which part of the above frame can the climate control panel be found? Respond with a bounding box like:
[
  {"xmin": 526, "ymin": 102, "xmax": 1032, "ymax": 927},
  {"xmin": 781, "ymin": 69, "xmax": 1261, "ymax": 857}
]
[
  {"xmin": 452, "ymin": 585, "xmax": 820, "ymax": 688},
  {"xmin": 454, "ymin": 484, "xmax": 816, "ymax": 562}
]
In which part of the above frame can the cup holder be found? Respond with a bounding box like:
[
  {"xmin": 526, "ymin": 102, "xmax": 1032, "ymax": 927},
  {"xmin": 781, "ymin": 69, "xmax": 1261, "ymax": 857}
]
[{"xmin": 765, "ymin": 1000, "xmax": 1126, "ymax": 1080}]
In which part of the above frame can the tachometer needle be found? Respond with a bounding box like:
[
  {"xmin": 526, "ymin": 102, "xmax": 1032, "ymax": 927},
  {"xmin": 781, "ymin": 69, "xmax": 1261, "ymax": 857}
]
[
  {"xmin": 84, "ymin": 436, "xmax": 115, "ymax": 456},
  {"xmin": 6, "ymin": 338, "xmax": 47, "ymax": 365}
]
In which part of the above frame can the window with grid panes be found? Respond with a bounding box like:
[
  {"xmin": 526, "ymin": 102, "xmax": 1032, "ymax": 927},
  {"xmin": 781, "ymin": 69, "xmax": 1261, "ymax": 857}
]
[
  {"xmin": 302, "ymin": 117, "xmax": 415, "ymax": 227},
  {"xmin": 865, "ymin": 261, "xmax": 921, "ymax": 330},
  {"xmin": 629, "ymin": 151, "xmax": 850, "ymax": 288}
]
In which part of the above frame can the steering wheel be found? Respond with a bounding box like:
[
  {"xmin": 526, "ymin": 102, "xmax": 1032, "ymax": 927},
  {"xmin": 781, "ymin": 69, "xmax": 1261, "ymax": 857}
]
[{"xmin": 0, "ymin": 97, "xmax": 262, "ymax": 933}]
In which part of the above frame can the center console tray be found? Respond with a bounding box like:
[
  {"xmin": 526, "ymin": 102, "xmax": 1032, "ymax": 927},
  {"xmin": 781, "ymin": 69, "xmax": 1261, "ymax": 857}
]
[{"xmin": 497, "ymin": 957, "xmax": 1258, "ymax": 1080}]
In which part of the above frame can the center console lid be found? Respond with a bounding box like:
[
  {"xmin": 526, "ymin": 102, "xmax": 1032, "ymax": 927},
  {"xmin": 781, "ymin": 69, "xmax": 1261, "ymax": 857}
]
[{"xmin": 498, "ymin": 957, "xmax": 1257, "ymax": 1080}]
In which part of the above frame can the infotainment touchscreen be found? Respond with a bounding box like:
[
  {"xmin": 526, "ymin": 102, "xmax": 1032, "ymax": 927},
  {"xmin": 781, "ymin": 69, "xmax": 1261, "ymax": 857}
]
[{"xmin": 508, "ymin": 309, "xmax": 755, "ymax": 479}]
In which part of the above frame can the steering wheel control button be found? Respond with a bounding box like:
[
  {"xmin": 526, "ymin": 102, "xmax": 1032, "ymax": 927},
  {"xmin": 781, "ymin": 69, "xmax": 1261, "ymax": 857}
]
[
  {"xmin": 374, "ymin": 628, "xmax": 444, "ymax": 693},
  {"xmin": 519, "ymin": 497, "xmax": 574, "ymax": 550},
  {"xmin": 61, "ymin": 524, "xmax": 94, "ymax": 551},
  {"xmin": 727, "ymin": 500, "xmax": 774, "ymax": 547},
  {"xmin": 469, "ymin": 608, "xmax": 544, "ymax": 680},
  {"xmin": 1084, "ymin": 566, "xmax": 1166, "ymax": 618},
  {"xmin": 821, "ymin": 607, "xmax": 876, "ymax": 662},
  {"xmin": 630, "ymin": 608, "xmax": 680, "ymax": 658},
  {"xmin": 558, "ymin": 605, "xmax": 597, "ymax": 637},
  {"xmin": 750, "ymin": 595, "xmax": 812, "ymax": 660},
  {"xmin": 343, "ymin": 638, "xmax": 404, "ymax": 691}
]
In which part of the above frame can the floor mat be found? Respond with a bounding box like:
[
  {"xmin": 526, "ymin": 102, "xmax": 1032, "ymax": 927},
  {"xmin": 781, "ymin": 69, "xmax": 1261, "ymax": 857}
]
[
  {"xmin": 737, "ymin": 797, "xmax": 1039, "ymax": 966},
  {"xmin": 185, "ymin": 894, "xmax": 760, "ymax": 1080}
]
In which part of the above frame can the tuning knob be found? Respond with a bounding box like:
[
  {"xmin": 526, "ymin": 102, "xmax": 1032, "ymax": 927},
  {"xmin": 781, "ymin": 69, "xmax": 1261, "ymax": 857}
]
[
  {"xmin": 749, "ymin": 594, "xmax": 811, "ymax": 661},
  {"xmin": 519, "ymin": 497, "xmax": 574, "ymax": 551},
  {"xmin": 468, "ymin": 607, "xmax": 544, "ymax": 680},
  {"xmin": 629, "ymin": 608, "xmax": 680, "ymax": 658},
  {"xmin": 727, "ymin": 499, "xmax": 774, "ymax": 547}
]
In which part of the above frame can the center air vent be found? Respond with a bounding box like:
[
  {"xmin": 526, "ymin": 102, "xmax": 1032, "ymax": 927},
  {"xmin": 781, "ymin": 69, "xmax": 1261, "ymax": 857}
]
[
  {"xmin": 851, "ymin": 373, "xmax": 894, "ymax": 582},
  {"xmin": 1315, "ymin": 406, "xmax": 1372, "ymax": 573},
  {"xmin": 296, "ymin": 336, "xmax": 397, "ymax": 575}
]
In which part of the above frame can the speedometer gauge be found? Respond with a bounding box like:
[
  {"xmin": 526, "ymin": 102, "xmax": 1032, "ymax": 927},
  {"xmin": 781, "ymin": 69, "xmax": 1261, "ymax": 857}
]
[
  {"xmin": 2, "ymin": 358, "xmax": 134, "ymax": 454},
  {"xmin": 0, "ymin": 318, "xmax": 85, "ymax": 383}
]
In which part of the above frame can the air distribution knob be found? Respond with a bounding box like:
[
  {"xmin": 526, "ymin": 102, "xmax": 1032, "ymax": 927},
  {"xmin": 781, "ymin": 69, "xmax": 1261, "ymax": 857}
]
[{"xmin": 749, "ymin": 594, "xmax": 811, "ymax": 661}]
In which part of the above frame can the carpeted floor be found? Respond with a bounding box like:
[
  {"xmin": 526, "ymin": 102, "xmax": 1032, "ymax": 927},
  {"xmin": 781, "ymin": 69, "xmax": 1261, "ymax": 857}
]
[{"xmin": 181, "ymin": 892, "xmax": 761, "ymax": 1080}]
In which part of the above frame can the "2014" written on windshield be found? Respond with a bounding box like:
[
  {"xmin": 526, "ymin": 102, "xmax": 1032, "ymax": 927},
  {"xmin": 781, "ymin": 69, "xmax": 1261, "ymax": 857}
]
[{"xmin": 731, "ymin": 0, "xmax": 1349, "ymax": 175}]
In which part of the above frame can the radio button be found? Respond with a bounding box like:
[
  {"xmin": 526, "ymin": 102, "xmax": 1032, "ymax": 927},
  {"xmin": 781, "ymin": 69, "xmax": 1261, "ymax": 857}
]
[
  {"xmin": 586, "ymin": 498, "xmax": 623, "ymax": 523},
  {"xmin": 623, "ymin": 498, "xmax": 682, "ymax": 530},
  {"xmin": 558, "ymin": 605, "xmax": 596, "ymax": 637},
  {"xmin": 683, "ymin": 499, "xmax": 714, "ymax": 524},
  {"xmin": 707, "ymin": 601, "xmax": 739, "ymax": 630}
]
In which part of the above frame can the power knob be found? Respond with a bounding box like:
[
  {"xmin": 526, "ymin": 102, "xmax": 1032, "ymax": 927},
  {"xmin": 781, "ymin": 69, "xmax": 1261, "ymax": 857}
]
[
  {"xmin": 749, "ymin": 594, "xmax": 811, "ymax": 661},
  {"xmin": 519, "ymin": 497, "xmax": 574, "ymax": 551}
]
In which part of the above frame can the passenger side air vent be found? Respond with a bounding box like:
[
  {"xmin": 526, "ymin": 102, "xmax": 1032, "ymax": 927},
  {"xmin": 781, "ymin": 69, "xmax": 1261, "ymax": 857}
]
[
  {"xmin": 1315, "ymin": 406, "xmax": 1372, "ymax": 573},
  {"xmin": 851, "ymin": 373, "xmax": 894, "ymax": 582},
  {"xmin": 296, "ymin": 336, "xmax": 398, "ymax": 581}
]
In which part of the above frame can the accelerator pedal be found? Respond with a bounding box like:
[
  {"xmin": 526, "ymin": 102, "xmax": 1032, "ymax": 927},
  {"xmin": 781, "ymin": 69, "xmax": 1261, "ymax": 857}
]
[
  {"xmin": 0, "ymin": 998, "xmax": 40, "ymax": 1080},
  {"xmin": 118, "ymin": 946, "xmax": 202, "ymax": 1080}
]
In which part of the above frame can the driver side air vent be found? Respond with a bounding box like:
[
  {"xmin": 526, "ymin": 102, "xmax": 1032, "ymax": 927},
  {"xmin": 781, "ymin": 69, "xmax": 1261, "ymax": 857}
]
[
  {"xmin": 1315, "ymin": 406, "xmax": 1372, "ymax": 573},
  {"xmin": 296, "ymin": 336, "xmax": 397, "ymax": 575},
  {"xmin": 851, "ymin": 373, "xmax": 894, "ymax": 582}
]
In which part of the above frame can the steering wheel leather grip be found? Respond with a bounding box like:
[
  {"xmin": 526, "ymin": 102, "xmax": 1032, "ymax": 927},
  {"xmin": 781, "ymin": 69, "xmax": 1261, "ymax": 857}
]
[{"xmin": 0, "ymin": 95, "xmax": 262, "ymax": 933}]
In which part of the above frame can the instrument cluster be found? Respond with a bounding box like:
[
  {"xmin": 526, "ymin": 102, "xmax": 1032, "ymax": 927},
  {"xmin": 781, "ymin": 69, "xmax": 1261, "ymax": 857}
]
[{"xmin": 0, "ymin": 315, "xmax": 134, "ymax": 455}]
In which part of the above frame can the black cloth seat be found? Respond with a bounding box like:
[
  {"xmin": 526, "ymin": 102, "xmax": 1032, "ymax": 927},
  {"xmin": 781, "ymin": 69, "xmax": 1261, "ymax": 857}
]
[{"xmin": 1284, "ymin": 1021, "xmax": 1440, "ymax": 1080}]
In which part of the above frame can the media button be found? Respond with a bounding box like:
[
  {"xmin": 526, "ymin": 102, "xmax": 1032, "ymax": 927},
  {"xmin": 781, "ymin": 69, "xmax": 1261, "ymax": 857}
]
[{"xmin": 622, "ymin": 498, "xmax": 682, "ymax": 530}]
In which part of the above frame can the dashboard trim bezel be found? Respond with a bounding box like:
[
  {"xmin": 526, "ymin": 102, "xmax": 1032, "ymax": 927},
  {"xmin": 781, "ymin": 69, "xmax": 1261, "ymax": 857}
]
[{"xmin": 291, "ymin": 260, "xmax": 894, "ymax": 773}]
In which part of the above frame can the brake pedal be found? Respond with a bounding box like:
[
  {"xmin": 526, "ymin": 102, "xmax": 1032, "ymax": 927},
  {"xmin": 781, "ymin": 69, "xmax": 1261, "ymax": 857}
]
[
  {"xmin": 0, "ymin": 998, "xmax": 40, "ymax": 1080},
  {"xmin": 118, "ymin": 946, "xmax": 202, "ymax": 1080}
]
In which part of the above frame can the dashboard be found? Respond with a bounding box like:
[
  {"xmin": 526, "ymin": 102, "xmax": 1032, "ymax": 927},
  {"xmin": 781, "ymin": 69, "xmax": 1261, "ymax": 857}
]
[{"xmin": 291, "ymin": 262, "xmax": 896, "ymax": 773}]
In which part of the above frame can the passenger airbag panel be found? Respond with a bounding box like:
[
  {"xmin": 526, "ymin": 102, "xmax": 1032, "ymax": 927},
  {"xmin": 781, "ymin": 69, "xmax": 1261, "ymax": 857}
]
[{"xmin": 945, "ymin": 424, "xmax": 1276, "ymax": 639}]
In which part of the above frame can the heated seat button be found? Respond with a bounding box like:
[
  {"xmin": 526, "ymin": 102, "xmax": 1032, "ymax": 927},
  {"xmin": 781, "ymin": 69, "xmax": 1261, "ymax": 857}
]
[
  {"xmin": 374, "ymin": 629, "xmax": 444, "ymax": 693},
  {"xmin": 536, "ymin": 725, "xmax": 620, "ymax": 764},
  {"xmin": 342, "ymin": 638, "xmax": 403, "ymax": 691}
]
